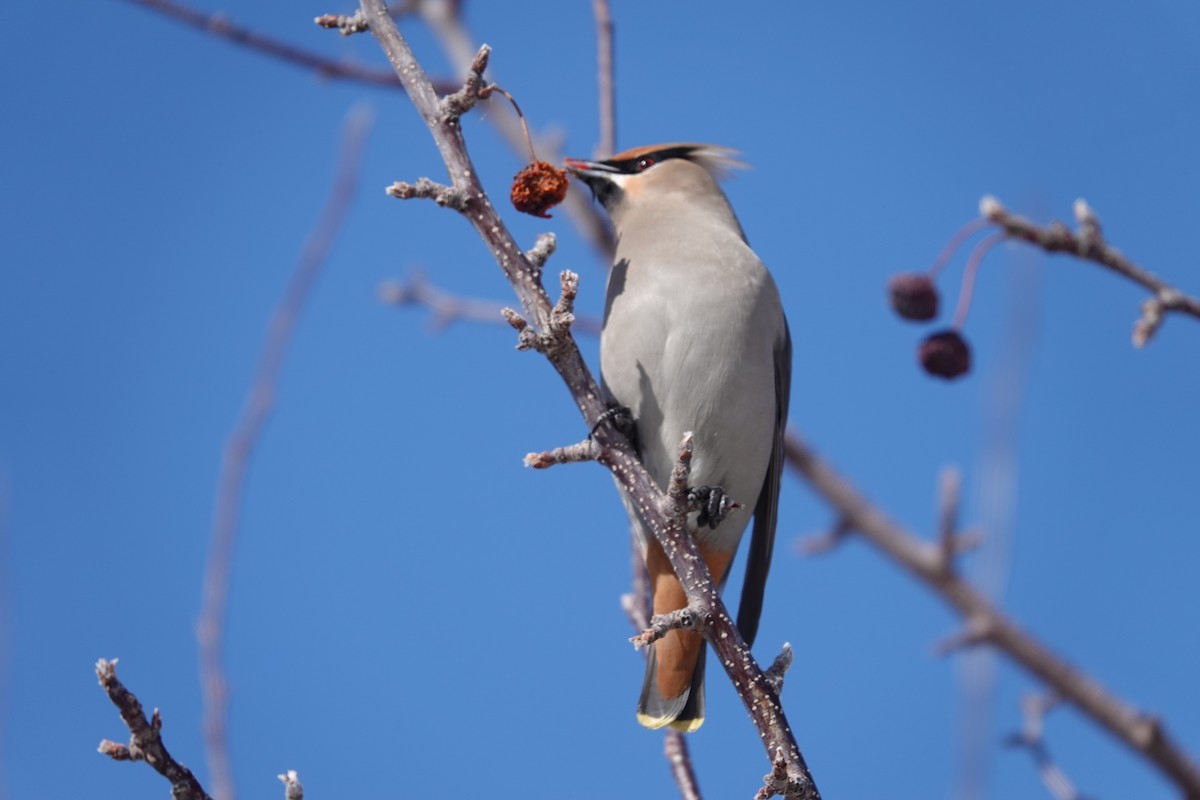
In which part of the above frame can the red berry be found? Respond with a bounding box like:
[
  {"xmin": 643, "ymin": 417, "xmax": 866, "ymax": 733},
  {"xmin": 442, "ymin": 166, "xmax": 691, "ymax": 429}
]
[{"xmin": 511, "ymin": 161, "xmax": 569, "ymax": 218}]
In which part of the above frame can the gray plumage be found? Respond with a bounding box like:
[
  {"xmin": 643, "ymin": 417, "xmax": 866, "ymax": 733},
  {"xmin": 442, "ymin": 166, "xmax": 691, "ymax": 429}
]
[{"xmin": 566, "ymin": 144, "xmax": 791, "ymax": 731}]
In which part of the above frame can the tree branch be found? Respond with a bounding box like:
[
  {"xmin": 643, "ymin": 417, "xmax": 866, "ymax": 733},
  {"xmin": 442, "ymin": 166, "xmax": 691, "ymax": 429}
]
[
  {"xmin": 665, "ymin": 729, "xmax": 704, "ymax": 800},
  {"xmin": 1005, "ymin": 694, "xmax": 1090, "ymax": 800},
  {"xmin": 197, "ymin": 107, "xmax": 372, "ymax": 800},
  {"xmin": 96, "ymin": 659, "xmax": 213, "ymax": 800},
  {"xmin": 350, "ymin": 3, "xmax": 819, "ymax": 795},
  {"xmin": 980, "ymin": 195, "xmax": 1200, "ymax": 346},
  {"xmin": 380, "ymin": 268, "xmax": 602, "ymax": 334},
  {"xmin": 119, "ymin": 0, "xmax": 616, "ymax": 260},
  {"xmin": 413, "ymin": 0, "xmax": 615, "ymax": 258},
  {"xmin": 371, "ymin": 183, "xmax": 1200, "ymax": 795},
  {"xmin": 277, "ymin": 770, "xmax": 304, "ymax": 800},
  {"xmin": 592, "ymin": 0, "xmax": 616, "ymax": 158},
  {"xmin": 121, "ymin": 0, "xmax": 461, "ymax": 92},
  {"xmin": 785, "ymin": 432, "xmax": 1200, "ymax": 798}
]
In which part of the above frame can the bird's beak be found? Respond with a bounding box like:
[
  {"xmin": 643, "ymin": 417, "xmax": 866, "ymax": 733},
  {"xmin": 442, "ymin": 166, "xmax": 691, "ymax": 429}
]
[
  {"xmin": 564, "ymin": 157, "xmax": 618, "ymax": 181},
  {"xmin": 563, "ymin": 157, "xmax": 619, "ymax": 201}
]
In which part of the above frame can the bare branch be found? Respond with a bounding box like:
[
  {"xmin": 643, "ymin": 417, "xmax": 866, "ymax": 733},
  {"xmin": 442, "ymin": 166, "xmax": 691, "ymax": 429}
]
[
  {"xmin": 385, "ymin": 176, "xmax": 468, "ymax": 209},
  {"xmin": 662, "ymin": 431, "xmax": 695, "ymax": 523},
  {"xmin": 935, "ymin": 467, "xmax": 961, "ymax": 574},
  {"xmin": 783, "ymin": 431, "xmax": 1200, "ymax": 797},
  {"xmin": 980, "ymin": 195, "xmax": 1200, "ymax": 346},
  {"xmin": 1005, "ymin": 694, "xmax": 1090, "ymax": 800},
  {"xmin": 664, "ymin": 730, "xmax": 703, "ymax": 800},
  {"xmin": 524, "ymin": 437, "xmax": 601, "ymax": 469},
  {"xmin": 379, "ymin": 271, "xmax": 499, "ymax": 330},
  {"xmin": 795, "ymin": 516, "xmax": 852, "ymax": 556},
  {"xmin": 413, "ymin": 0, "xmax": 615, "ymax": 258},
  {"xmin": 951, "ymin": 232, "xmax": 1006, "ymax": 329},
  {"xmin": 378, "ymin": 250, "xmax": 601, "ymax": 336},
  {"xmin": 96, "ymin": 659, "xmax": 213, "ymax": 800},
  {"xmin": 121, "ymin": 0, "xmax": 613, "ymax": 256},
  {"xmin": 381, "ymin": 268, "xmax": 603, "ymax": 335},
  {"xmin": 197, "ymin": 107, "xmax": 372, "ymax": 800},
  {"xmin": 592, "ymin": 0, "xmax": 616, "ymax": 158},
  {"xmin": 764, "ymin": 643, "xmax": 794, "ymax": 695},
  {"xmin": 525, "ymin": 232, "xmax": 558, "ymax": 271},
  {"xmin": 934, "ymin": 615, "xmax": 995, "ymax": 657},
  {"xmin": 314, "ymin": 12, "xmax": 368, "ymax": 35},
  {"xmin": 759, "ymin": 748, "xmax": 812, "ymax": 800},
  {"xmin": 631, "ymin": 606, "xmax": 705, "ymax": 649},
  {"xmin": 441, "ymin": 45, "xmax": 491, "ymax": 118},
  {"xmin": 120, "ymin": 0, "xmax": 461, "ymax": 91},
  {"xmin": 622, "ymin": 531, "xmax": 653, "ymax": 633},
  {"xmin": 277, "ymin": 770, "xmax": 304, "ymax": 800}
]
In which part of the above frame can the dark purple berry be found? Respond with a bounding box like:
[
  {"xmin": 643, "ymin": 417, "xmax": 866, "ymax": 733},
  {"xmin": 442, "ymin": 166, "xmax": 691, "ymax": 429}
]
[
  {"xmin": 888, "ymin": 273, "xmax": 940, "ymax": 321},
  {"xmin": 919, "ymin": 330, "xmax": 971, "ymax": 379}
]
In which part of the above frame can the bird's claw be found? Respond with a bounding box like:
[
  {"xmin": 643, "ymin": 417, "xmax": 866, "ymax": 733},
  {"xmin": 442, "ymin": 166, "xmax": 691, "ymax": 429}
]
[
  {"xmin": 691, "ymin": 485, "xmax": 734, "ymax": 529},
  {"xmin": 591, "ymin": 402, "xmax": 635, "ymax": 439}
]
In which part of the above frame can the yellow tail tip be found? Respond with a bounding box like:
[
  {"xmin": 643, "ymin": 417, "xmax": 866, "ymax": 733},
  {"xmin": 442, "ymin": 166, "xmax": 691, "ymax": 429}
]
[{"xmin": 637, "ymin": 712, "xmax": 704, "ymax": 733}]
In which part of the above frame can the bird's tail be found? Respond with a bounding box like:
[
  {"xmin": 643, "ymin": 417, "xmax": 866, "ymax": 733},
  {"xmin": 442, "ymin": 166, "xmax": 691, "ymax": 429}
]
[{"xmin": 636, "ymin": 634, "xmax": 707, "ymax": 732}]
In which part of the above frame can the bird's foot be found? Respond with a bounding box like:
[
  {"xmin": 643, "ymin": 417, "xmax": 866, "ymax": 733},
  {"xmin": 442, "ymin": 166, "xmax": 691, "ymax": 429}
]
[
  {"xmin": 591, "ymin": 402, "xmax": 635, "ymax": 440},
  {"xmin": 690, "ymin": 485, "xmax": 735, "ymax": 530}
]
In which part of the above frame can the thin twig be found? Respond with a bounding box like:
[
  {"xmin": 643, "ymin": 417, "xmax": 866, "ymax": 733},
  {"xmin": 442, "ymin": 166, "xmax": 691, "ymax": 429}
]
[
  {"xmin": 928, "ymin": 217, "xmax": 991, "ymax": 280},
  {"xmin": 619, "ymin": 485, "xmax": 693, "ymax": 799},
  {"xmin": 785, "ymin": 431, "xmax": 1200, "ymax": 798},
  {"xmin": 980, "ymin": 195, "xmax": 1200, "ymax": 346},
  {"xmin": 764, "ymin": 644, "xmax": 794, "ymax": 695},
  {"xmin": 592, "ymin": 0, "xmax": 616, "ymax": 158},
  {"xmin": 936, "ymin": 467, "xmax": 961, "ymax": 573},
  {"xmin": 479, "ymin": 85, "xmax": 537, "ymax": 162},
  {"xmin": 352, "ymin": 5, "xmax": 819, "ymax": 795},
  {"xmin": 96, "ymin": 659, "xmax": 213, "ymax": 800},
  {"xmin": 665, "ymin": 729, "xmax": 703, "ymax": 800},
  {"xmin": 619, "ymin": 487, "xmax": 693, "ymax": 799},
  {"xmin": 314, "ymin": 12, "xmax": 369, "ymax": 35},
  {"xmin": 121, "ymin": 0, "xmax": 461, "ymax": 92},
  {"xmin": 1005, "ymin": 694, "xmax": 1089, "ymax": 800},
  {"xmin": 794, "ymin": 516, "xmax": 852, "ymax": 556},
  {"xmin": 118, "ymin": 0, "xmax": 615, "ymax": 260},
  {"xmin": 196, "ymin": 107, "xmax": 373, "ymax": 800},
  {"xmin": 524, "ymin": 437, "xmax": 601, "ymax": 468},
  {"xmin": 621, "ymin": 538, "xmax": 652, "ymax": 632},
  {"xmin": 414, "ymin": 0, "xmax": 615, "ymax": 259},
  {"xmin": 631, "ymin": 605, "xmax": 704, "ymax": 649},
  {"xmin": 951, "ymin": 232, "xmax": 1005, "ymax": 329},
  {"xmin": 379, "ymin": 270, "xmax": 602, "ymax": 336},
  {"xmin": 277, "ymin": 770, "xmax": 304, "ymax": 800},
  {"xmin": 952, "ymin": 251, "xmax": 1037, "ymax": 800}
]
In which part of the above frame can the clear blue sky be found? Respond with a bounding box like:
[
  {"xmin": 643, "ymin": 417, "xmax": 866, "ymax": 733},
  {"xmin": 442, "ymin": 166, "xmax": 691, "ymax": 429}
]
[{"xmin": 4, "ymin": 2, "xmax": 1199, "ymax": 798}]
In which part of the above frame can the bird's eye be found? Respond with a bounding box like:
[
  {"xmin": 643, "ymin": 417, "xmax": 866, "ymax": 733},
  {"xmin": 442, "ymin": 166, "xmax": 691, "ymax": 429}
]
[{"xmin": 636, "ymin": 157, "xmax": 656, "ymax": 172}]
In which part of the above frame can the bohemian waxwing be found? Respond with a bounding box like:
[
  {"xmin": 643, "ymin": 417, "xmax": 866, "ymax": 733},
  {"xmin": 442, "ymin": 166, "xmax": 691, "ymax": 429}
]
[{"xmin": 565, "ymin": 144, "xmax": 791, "ymax": 732}]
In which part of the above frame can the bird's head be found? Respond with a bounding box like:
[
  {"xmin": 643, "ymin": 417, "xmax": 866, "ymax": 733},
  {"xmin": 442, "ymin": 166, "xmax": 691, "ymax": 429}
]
[{"xmin": 564, "ymin": 143, "xmax": 744, "ymax": 225}]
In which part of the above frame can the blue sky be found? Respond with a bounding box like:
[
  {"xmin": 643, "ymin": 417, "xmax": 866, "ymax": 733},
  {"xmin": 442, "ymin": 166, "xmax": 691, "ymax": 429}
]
[{"xmin": 4, "ymin": 2, "xmax": 1200, "ymax": 798}]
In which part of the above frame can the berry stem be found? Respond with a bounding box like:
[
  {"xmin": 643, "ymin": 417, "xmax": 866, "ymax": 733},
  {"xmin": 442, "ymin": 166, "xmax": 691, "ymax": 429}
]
[
  {"xmin": 483, "ymin": 84, "xmax": 538, "ymax": 163},
  {"xmin": 952, "ymin": 232, "xmax": 1006, "ymax": 329},
  {"xmin": 929, "ymin": 217, "xmax": 992, "ymax": 279}
]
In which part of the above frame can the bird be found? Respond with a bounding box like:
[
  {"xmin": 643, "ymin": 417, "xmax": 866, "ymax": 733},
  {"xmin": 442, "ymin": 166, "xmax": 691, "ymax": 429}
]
[{"xmin": 565, "ymin": 143, "xmax": 791, "ymax": 732}]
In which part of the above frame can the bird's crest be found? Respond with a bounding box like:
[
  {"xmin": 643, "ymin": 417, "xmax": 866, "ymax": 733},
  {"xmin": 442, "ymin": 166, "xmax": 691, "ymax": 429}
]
[{"xmin": 606, "ymin": 143, "xmax": 746, "ymax": 181}]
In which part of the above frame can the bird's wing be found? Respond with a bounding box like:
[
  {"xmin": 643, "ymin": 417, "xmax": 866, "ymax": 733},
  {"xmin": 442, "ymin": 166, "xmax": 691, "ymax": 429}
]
[{"xmin": 735, "ymin": 319, "xmax": 791, "ymax": 648}]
